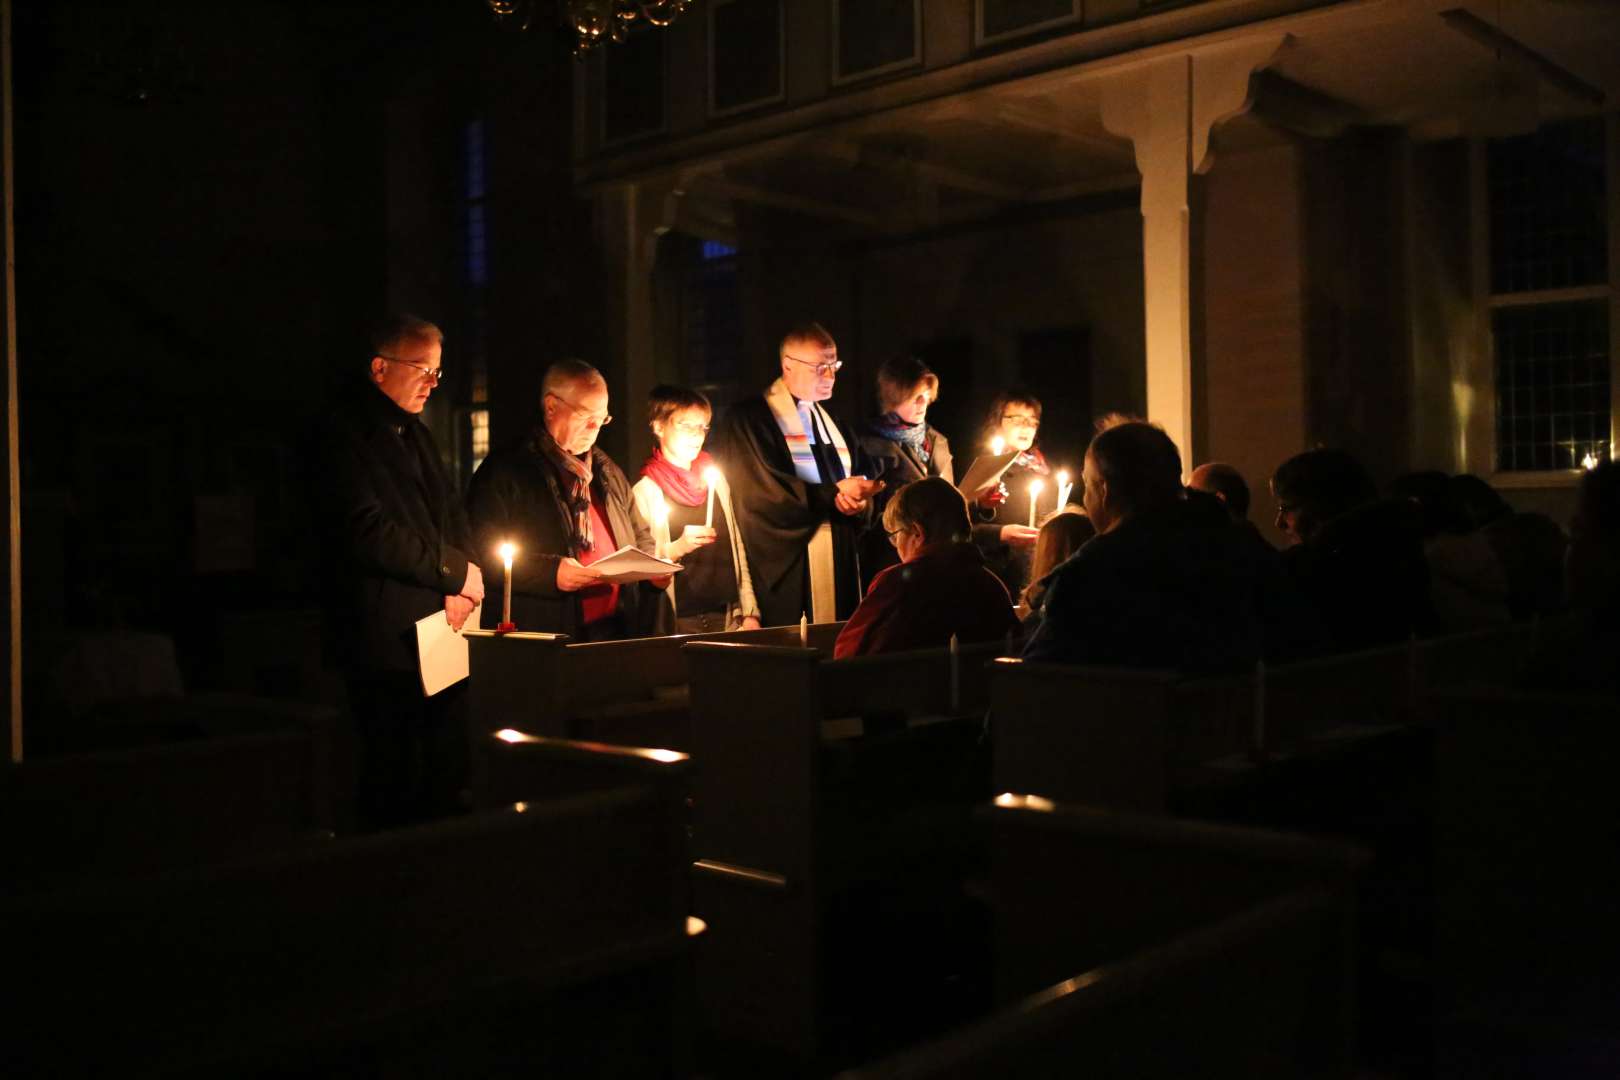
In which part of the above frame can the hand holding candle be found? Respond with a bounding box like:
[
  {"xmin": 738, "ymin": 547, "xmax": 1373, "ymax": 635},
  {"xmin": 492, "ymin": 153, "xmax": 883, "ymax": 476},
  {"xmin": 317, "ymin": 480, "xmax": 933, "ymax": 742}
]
[
  {"xmin": 1027, "ymin": 478, "xmax": 1044, "ymax": 528},
  {"xmin": 703, "ymin": 465, "xmax": 721, "ymax": 528},
  {"xmin": 497, "ymin": 542, "xmax": 517, "ymax": 631}
]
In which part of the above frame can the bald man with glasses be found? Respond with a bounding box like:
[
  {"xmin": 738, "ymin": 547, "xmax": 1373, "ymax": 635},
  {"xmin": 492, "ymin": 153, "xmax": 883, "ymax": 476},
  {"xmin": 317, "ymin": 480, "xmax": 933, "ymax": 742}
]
[
  {"xmin": 710, "ymin": 322, "xmax": 883, "ymax": 627},
  {"xmin": 466, "ymin": 358, "xmax": 669, "ymax": 640}
]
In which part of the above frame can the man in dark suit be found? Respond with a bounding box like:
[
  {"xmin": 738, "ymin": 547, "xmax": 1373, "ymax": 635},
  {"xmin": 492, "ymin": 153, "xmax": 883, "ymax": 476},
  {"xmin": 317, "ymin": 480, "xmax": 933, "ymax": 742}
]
[
  {"xmin": 466, "ymin": 359, "xmax": 669, "ymax": 640},
  {"xmin": 311, "ymin": 314, "xmax": 484, "ymax": 830}
]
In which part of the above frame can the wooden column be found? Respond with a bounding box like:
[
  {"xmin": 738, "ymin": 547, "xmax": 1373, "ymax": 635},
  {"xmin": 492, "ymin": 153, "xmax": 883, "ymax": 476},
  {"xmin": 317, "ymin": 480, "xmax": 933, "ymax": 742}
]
[{"xmin": 1100, "ymin": 36, "xmax": 1285, "ymax": 470}]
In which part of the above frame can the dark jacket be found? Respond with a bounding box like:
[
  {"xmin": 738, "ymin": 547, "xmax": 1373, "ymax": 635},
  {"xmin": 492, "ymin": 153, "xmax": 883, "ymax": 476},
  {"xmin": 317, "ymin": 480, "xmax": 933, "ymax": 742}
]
[
  {"xmin": 1022, "ymin": 497, "xmax": 1322, "ymax": 672},
  {"xmin": 834, "ymin": 541, "xmax": 1017, "ymax": 659},
  {"xmin": 1282, "ymin": 497, "xmax": 1438, "ymax": 652},
  {"xmin": 465, "ymin": 435, "xmax": 665, "ymax": 638},
  {"xmin": 310, "ymin": 380, "xmax": 473, "ymax": 674},
  {"xmin": 856, "ymin": 423, "xmax": 955, "ymax": 590}
]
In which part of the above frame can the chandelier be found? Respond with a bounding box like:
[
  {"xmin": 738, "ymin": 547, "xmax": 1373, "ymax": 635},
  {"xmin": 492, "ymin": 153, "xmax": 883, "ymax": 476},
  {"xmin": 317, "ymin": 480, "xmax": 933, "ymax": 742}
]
[{"xmin": 486, "ymin": 1, "xmax": 694, "ymax": 58}]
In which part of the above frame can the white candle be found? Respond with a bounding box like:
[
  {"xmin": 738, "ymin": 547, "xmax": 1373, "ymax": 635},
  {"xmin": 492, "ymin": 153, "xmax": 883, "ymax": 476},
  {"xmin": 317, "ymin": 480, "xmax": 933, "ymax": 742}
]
[
  {"xmin": 949, "ymin": 633, "xmax": 960, "ymax": 713},
  {"xmin": 498, "ymin": 542, "xmax": 516, "ymax": 628},
  {"xmin": 1027, "ymin": 478, "xmax": 1044, "ymax": 528},
  {"xmin": 800, "ymin": 611, "xmax": 809, "ymax": 647},
  {"xmin": 989, "ymin": 435, "xmax": 1006, "ymax": 456},
  {"xmin": 1055, "ymin": 469, "xmax": 1071, "ymax": 509},
  {"xmin": 652, "ymin": 497, "xmax": 669, "ymax": 561},
  {"xmin": 703, "ymin": 465, "xmax": 721, "ymax": 528}
]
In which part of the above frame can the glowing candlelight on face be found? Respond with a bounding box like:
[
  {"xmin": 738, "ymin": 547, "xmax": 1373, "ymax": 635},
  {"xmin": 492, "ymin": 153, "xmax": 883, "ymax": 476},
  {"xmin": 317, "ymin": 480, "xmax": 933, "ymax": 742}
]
[
  {"xmin": 498, "ymin": 542, "xmax": 517, "ymax": 629},
  {"xmin": 1056, "ymin": 469, "xmax": 1072, "ymax": 509},
  {"xmin": 703, "ymin": 465, "xmax": 721, "ymax": 527},
  {"xmin": 989, "ymin": 435, "xmax": 1006, "ymax": 456},
  {"xmin": 1027, "ymin": 478, "xmax": 1044, "ymax": 528}
]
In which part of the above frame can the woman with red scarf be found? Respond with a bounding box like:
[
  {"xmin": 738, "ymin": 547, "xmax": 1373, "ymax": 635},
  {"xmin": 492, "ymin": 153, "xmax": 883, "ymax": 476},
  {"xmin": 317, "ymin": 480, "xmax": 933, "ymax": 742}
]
[{"xmin": 632, "ymin": 385, "xmax": 762, "ymax": 633}]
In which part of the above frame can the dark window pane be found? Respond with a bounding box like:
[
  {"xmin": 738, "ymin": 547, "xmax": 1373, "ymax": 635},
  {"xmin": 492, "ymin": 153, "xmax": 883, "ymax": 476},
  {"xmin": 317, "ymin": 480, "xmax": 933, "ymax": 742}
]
[
  {"xmin": 982, "ymin": 0, "xmax": 1074, "ymax": 40},
  {"xmin": 604, "ymin": 28, "xmax": 665, "ymax": 142},
  {"xmin": 1493, "ymin": 300, "xmax": 1610, "ymax": 472},
  {"xmin": 836, "ymin": 0, "xmax": 916, "ymax": 79},
  {"xmin": 712, "ymin": 1, "xmax": 782, "ymax": 112},
  {"xmin": 1488, "ymin": 116, "xmax": 1606, "ymax": 293}
]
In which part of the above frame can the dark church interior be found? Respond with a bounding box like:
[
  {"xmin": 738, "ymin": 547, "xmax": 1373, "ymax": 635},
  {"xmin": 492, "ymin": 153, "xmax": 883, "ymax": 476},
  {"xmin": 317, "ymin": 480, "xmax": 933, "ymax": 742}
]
[{"xmin": 4, "ymin": 1, "xmax": 1619, "ymax": 1076}]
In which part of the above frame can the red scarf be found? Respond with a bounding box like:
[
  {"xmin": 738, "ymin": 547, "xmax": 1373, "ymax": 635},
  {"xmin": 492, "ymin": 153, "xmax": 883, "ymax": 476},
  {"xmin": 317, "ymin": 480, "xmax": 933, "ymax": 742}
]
[{"xmin": 642, "ymin": 447, "xmax": 714, "ymax": 508}]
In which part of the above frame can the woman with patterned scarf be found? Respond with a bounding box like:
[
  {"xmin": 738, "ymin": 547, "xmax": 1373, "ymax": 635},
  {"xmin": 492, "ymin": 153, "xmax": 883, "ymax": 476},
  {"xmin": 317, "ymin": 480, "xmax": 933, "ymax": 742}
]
[
  {"xmin": 856, "ymin": 356, "xmax": 958, "ymax": 590},
  {"xmin": 632, "ymin": 385, "xmax": 762, "ymax": 633}
]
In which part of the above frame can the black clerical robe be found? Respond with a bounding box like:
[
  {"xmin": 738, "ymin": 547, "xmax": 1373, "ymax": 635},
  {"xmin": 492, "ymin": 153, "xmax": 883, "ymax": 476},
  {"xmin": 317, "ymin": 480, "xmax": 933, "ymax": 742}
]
[{"xmin": 711, "ymin": 394, "xmax": 869, "ymax": 628}]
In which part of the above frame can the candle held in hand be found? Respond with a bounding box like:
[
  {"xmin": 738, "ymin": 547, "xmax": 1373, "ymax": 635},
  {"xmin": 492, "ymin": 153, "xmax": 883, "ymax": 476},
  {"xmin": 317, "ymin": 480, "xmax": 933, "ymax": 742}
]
[
  {"xmin": 1027, "ymin": 478, "xmax": 1044, "ymax": 529},
  {"xmin": 497, "ymin": 541, "xmax": 517, "ymax": 630},
  {"xmin": 703, "ymin": 465, "xmax": 721, "ymax": 528},
  {"xmin": 652, "ymin": 496, "xmax": 670, "ymax": 561}
]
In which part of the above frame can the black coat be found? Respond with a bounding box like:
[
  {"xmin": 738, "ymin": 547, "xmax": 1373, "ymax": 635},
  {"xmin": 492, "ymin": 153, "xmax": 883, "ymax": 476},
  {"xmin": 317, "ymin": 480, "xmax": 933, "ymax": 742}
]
[
  {"xmin": 309, "ymin": 380, "xmax": 474, "ymax": 674},
  {"xmin": 465, "ymin": 435, "xmax": 665, "ymax": 638}
]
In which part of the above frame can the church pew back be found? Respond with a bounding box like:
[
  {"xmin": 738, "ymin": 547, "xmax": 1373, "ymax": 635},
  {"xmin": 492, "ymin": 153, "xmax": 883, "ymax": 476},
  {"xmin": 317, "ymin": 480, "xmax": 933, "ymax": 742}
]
[
  {"xmin": 681, "ymin": 639, "xmax": 1003, "ymax": 1068},
  {"xmin": 989, "ymin": 658, "xmax": 1255, "ymax": 813},
  {"xmin": 2, "ymin": 785, "xmax": 692, "ymax": 1077},
  {"xmin": 842, "ymin": 799, "xmax": 1365, "ymax": 1079},
  {"xmin": 1, "ymin": 727, "xmax": 324, "ymax": 892}
]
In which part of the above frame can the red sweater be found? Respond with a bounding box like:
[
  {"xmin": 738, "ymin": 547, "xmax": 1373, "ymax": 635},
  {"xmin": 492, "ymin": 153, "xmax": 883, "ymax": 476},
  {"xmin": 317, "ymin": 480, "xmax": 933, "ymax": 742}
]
[{"xmin": 834, "ymin": 542, "xmax": 1018, "ymax": 659}]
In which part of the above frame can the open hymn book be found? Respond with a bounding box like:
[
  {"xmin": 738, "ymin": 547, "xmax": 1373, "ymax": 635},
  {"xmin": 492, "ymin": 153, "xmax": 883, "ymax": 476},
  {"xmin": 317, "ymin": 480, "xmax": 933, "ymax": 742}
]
[{"xmin": 587, "ymin": 545, "xmax": 683, "ymax": 583}]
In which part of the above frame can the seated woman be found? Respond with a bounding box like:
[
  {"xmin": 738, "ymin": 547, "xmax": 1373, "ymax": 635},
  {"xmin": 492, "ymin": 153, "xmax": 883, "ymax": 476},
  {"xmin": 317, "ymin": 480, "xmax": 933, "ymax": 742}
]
[
  {"xmin": 856, "ymin": 356, "xmax": 956, "ymax": 589},
  {"xmin": 963, "ymin": 390, "xmax": 1047, "ymax": 598},
  {"xmin": 834, "ymin": 477, "xmax": 1018, "ymax": 659},
  {"xmin": 632, "ymin": 385, "xmax": 762, "ymax": 634},
  {"xmin": 1018, "ymin": 507, "xmax": 1095, "ymax": 626}
]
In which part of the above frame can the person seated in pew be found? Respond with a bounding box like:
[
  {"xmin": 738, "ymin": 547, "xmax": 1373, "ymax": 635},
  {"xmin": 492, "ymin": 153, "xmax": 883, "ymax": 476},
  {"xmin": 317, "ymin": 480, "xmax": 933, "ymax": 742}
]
[
  {"xmin": 834, "ymin": 477, "xmax": 1018, "ymax": 659},
  {"xmin": 1023, "ymin": 421, "xmax": 1322, "ymax": 670},
  {"xmin": 1018, "ymin": 508, "xmax": 1094, "ymax": 626},
  {"xmin": 1522, "ymin": 459, "xmax": 1620, "ymax": 694},
  {"xmin": 856, "ymin": 356, "xmax": 957, "ymax": 591},
  {"xmin": 1271, "ymin": 448, "xmax": 1438, "ymax": 651},
  {"xmin": 467, "ymin": 360, "xmax": 671, "ymax": 640},
  {"xmin": 1391, "ymin": 470, "xmax": 1512, "ymax": 633},
  {"xmin": 631, "ymin": 384, "xmax": 763, "ymax": 634}
]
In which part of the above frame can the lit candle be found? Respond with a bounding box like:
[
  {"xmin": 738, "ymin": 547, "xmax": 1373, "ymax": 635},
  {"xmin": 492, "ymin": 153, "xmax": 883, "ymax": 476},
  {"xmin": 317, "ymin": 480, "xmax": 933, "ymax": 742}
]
[
  {"xmin": 1055, "ymin": 469, "xmax": 1072, "ymax": 509},
  {"xmin": 1027, "ymin": 478, "xmax": 1044, "ymax": 528},
  {"xmin": 1582, "ymin": 449, "xmax": 1600, "ymax": 471},
  {"xmin": 800, "ymin": 611, "xmax": 809, "ymax": 647},
  {"xmin": 703, "ymin": 465, "xmax": 721, "ymax": 528},
  {"xmin": 949, "ymin": 633, "xmax": 960, "ymax": 713},
  {"xmin": 989, "ymin": 434, "xmax": 1006, "ymax": 456},
  {"xmin": 498, "ymin": 542, "xmax": 517, "ymax": 631}
]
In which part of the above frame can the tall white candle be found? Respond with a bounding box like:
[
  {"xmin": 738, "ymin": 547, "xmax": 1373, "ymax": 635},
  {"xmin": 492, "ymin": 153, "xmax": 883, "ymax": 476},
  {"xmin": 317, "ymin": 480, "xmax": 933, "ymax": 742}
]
[
  {"xmin": 652, "ymin": 496, "xmax": 669, "ymax": 561},
  {"xmin": 1027, "ymin": 478, "xmax": 1044, "ymax": 529},
  {"xmin": 703, "ymin": 466, "xmax": 721, "ymax": 528},
  {"xmin": 498, "ymin": 542, "xmax": 516, "ymax": 627},
  {"xmin": 800, "ymin": 611, "xmax": 809, "ymax": 647}
]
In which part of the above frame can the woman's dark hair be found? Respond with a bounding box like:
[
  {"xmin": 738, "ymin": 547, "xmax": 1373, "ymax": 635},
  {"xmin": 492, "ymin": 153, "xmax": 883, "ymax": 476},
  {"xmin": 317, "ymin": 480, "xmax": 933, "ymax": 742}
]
[
  {"xmin": 1271, "ymin": 448, "xmax": 1376, "ymax": 539},
  {"xmin": 875, "ymin": 356, "xmax": 939, "ymax": 413},
  {"xmin": 882, "ymin": 477, "xmax": 972, "ymax": 544},
  {"xmin": 981, "ymin": 390, "xmax": 1042, "ymax": 442},
  {"xmin": 646, "ymin": 384, "xmax": 712, "ymax": 431}
]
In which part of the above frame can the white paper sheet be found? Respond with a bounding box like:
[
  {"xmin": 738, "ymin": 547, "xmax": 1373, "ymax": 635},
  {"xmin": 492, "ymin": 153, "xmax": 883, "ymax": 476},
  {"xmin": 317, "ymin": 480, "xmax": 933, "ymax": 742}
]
[
  {"xmin": 587, "ymin": 545, "xmax": 683, "ymax": 583},
  {"xmin": 415, "ymin": 603, "xmax": 481, "ymax": 697},
  {"xmin": 955, "ymin": 451, "xmax": 1021, "ymax": 498}
]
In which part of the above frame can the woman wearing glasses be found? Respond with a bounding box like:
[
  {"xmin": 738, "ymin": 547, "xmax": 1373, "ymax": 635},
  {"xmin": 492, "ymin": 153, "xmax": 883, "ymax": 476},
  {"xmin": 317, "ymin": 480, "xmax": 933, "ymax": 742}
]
[
  {"xmin": 632, "ymin": 385, "xmax": 762, "ymax": 634},
  {"xmin": 965, "ymin": 390, "xmax": 1050, "ymax": 597},
  {"xmin": 856, "ymin": 356, "xmax": 956, "ymax": 589}
]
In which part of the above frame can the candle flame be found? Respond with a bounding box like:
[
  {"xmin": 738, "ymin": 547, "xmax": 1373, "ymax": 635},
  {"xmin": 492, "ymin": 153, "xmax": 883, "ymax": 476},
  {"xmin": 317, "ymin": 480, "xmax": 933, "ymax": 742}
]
[
  {"xmin": 1028, "ymin": 478, "xmax": 1044, "ymax": 495},
  {"xmin": 495, "ymin": 728, "xmax": 532, "ymax": 744},
  {"xmin": 703, "ymin": 465, "xmax": 721, "ymax": 485},
  {"xmin": 989, "ymin": 435, "xmax": 1006, "ymax": 455},
  {"xmin": 1582, "ymin": 450, "xmax": 1601, "ymax": 471},
  {"xmin": 498, "ymin": 542, "xmax": 517, "ymax": 563},
  {"xmin": 1056, "ymin": 469, "xmax": 1069, "ymax": 485}
]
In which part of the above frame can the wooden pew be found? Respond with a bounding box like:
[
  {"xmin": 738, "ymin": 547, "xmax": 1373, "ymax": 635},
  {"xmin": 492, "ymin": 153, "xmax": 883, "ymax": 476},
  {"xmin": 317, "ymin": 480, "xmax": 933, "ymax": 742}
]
[
  {"xmin": 842, "ymin": 797, "xmax": 1367, "ymax": 1078},
  {"xmin": 681, "ymin": 637, "xmax": 1008, "ymax": 1069},
  {"xmin": 1427, "ymin": 684, "xmax": 1620, "ymax": 1072},
  {"xmin": 466, "ymin": 621, "xmax": 845, "ymax": 750},
  {"xmin": 1, "ymin": 720, "xmax": 330, "ymax": 893},
  {"xmin": 989, "ymin": 658, "xmax": 1255, "ymax": 813},
  {"xmin": 3, "ymin": 784, "xmax": 695, "ymax": 1078}
]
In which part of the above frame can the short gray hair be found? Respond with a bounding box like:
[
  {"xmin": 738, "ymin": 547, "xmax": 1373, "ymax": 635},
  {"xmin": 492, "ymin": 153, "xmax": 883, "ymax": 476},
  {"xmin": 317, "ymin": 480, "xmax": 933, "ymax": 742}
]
[
  {"xmin": 542, "ymin": 358, "xmax": 605, "ymax": 400},
  {"xmin": 369, "ymin": 314, "xmax": 442, "ymax": 362}
]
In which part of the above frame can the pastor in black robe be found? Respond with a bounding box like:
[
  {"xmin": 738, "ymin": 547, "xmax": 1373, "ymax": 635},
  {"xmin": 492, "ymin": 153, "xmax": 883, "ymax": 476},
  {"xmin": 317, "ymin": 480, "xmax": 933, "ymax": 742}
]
[{"xmin": 710, "ymin": 393, "xmax": 871, "ymax": 628}]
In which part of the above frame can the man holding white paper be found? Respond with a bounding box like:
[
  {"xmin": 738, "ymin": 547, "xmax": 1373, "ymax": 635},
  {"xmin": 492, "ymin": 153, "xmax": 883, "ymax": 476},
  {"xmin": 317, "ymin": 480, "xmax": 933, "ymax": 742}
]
[{"xmin": 466, "ymin": 359, "xmax": 672, "ymax": 641}]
